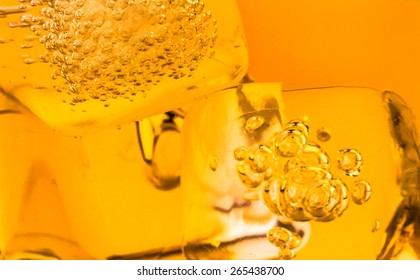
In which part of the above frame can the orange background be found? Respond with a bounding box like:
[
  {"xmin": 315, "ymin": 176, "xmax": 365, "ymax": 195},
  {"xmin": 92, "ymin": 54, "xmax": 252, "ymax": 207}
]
[{"xmin": 238, "ymin": 0, "xmax": 420, "ymax": 128}]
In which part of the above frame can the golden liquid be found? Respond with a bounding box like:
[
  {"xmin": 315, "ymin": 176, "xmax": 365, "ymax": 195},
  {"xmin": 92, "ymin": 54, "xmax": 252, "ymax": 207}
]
[
  {"xmin": 236, "ymin": 0, "xmax": 420, "ymax": 259},
  {"xmin": 0, "ymin": 0, "xmax": 248, "ymax": 259},
  {"xmin": 1, "ymin": 0, "xmax": 419, "ymax": 260},
  {"xmin": 0, "ymin": 92, "xmax": 185, "ymax": 259},
  {"xmin": 282, "ymin": 88, "xmax": 419, "ymax": 260},
  {"xmin": 181, "ymin": 86, "xmax": 420, "ymax": 260},
  {"xmin": 0, "ymin": 0, "xmax": 247, "ymax": 134}
]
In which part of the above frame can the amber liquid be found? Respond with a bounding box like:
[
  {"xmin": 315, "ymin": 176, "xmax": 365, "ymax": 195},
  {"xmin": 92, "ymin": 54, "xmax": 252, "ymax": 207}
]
[
  {"xmin": 0, "ymin": 91, "xmax": 188, "ymax": 259},
  {"xmin": 0, "ymin": 0, "xmax": 247, "ymax": 259},
  {"xmin": 181, "ymin": 87, "xmax": 420, "ymax": 260},
  {"xmin": 1, "ymin": 1, "xmax": 419, "ymax": 260},
  {"xmin": 235, "ymin": 0, "xmax": 420, "ymax": 259},
  {"xmin": 281, "ymin": 88, "xmax": 420, "ymax": 260}
]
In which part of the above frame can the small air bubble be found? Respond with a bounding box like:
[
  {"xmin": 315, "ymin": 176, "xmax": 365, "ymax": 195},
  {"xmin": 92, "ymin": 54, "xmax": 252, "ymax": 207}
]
[
  {"xmin": 288, "ymin": 119, "xmax": 309, "ymax": 136},
  {"xmin": 29, "ymin": 0, "xmax": 42, "ymax": 6},
  {"xmin": 273, "ymin": 129, "xmax": 307, "ymax": 157},
  {"xmin": 20, "ymin": 14, "xmax": 33, "ymax": 22},
  {"xmin": 236, "ymin": 161, "xmax": 264, "ymax": 188},
  {"xmin": 245, "ymin": 115, "xmax": 265, "ymax": 132},
  {"xmin": 267, "ymin": 226, "xmax": 302, "ymax": 258},
  {"xmin": 20, "ymin": 43, "xmax": 33, "ymax": 49},
  {"xmin": 284, "ymin": 142, "xmax": 330, "ymax": 172},
  {"xmin": 278, "ymin": 247, "xmax": 296, "ymax": 260},
  {"xmin": 351, "ymin": 180, "xmax": 371, "ymax": 205},
  {"xmin": 233, "ymin": 146, "xmax": 248, "ymax": 161},
  {"xmin": 247, "ymin": 144, "xmax": 274, "ymax": 173},
  {"xmin": 317, "ymin": 127, "xmax": 331, "ymax": 142},
  {"xmin": 23, "ymin": 57, "xmax": 35, "ymax": 64},
  {"xmin": 337, "ymin": 148, "xmax": 363, "ymax": 177},
  {"xmin": 208, "ymin": 156, "xmax": 218, "ymax": 171},
  {"xmin": 372, "ymin": 219, "xmax": 381, "ymax": 232},
  {"xmin": 260, "ymin": 177, "xmax": 281, "ymax": 215},
  {"xmin": 24, "ymin": 35, "xmax": 37, "ymax": 41},
  {"xmin": 267, "ymin": 226, "xmax": 293, "ymax": 247}
]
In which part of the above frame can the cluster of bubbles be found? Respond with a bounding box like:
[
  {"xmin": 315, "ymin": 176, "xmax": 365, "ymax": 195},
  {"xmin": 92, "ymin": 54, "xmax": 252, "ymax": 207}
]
[
  {"xmin": 267, "ymin": 226, "xmax": 302, "ymax": 260},
  {"xmin": 233, "ymin": 118, "xmax": 372, "ymax": 259},
  {"xmin": 6, "ymin": 0, "xmax": 217, "ymax": 104}
]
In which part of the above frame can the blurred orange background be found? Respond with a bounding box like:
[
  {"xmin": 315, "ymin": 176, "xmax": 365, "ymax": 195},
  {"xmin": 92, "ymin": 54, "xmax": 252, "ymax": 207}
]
[{"xmin": 238, "ymin": 0, "xmax": 420, "ymax": 128}]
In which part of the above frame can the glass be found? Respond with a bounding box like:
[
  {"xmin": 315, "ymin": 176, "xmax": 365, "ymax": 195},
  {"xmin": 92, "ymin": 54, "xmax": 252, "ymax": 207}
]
[
  {"xmin": 181, "ymin": 86, "xmax": 420, "ymax": 260},
  {"xmin": 0, "ymin": 0, "xmax": 248, "ymax": 134},
  {"xmin": 0, "ymin": 0, "xmax": 418, "ymax": 261},
  {"xmin": 181, "ymin": 83, "xmax": 285, "ymax": 260}
]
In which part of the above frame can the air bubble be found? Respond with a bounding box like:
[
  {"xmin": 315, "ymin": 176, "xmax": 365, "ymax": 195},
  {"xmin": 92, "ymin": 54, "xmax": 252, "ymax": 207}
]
[
  {"xmin": 233, "ymin": 146, "xmax": 248, "ymax": 161},
  {"xmin": 20, "ymin": 43, "xmax": 34, "ymax": 49},
  {"xmin": 337, "ymin": 148, "xmax": 363, "ymax": 177},
  {"xmin": 351, "ymin": 180, "xmax": 371, "ymax": 205},
  {"xmin": 208, "ymin": 156, "xmax": 218, "ymax": 172},
  {"xmin": 24, "ymin": 35, "xmax": 37, "ymax": 41},
  {"xmin": 245, "ymin": 115, "xmax": 265, "ymax": 132},
  {"xmin": 288, "ymin": 119, "xmax": 309, "ymax": 136},
  {"xmin": 260, "ymin": 177, "xmax": 282, "ymax": 215},
  {"xmin": 267, "ymin": 226, "xmax": 301, "ymax": 260},
  {"xmin": 372, "ymin": 219, "xmax": 381, "ymax": 232},
  {"xmin": 273, "ymin": 129, "xmax": 307, "ymax": 157},
  {"xmin": 23, "ymin": 57, "xmax": 35, "ymax": 64},
  {"xmin": 278, "ymin": 248, "xmax": 296, "ymax": 260},
  {"xmin": 317, "ymin": 127, "xmax": 331, "ymax": 142},
  {"xmin": 285, "ymin": 142, "xmax": 330, "ymax": 172},
  {"xmin": 277, "ymin": 167, "xmax": 331, "ymax": 221},
  {"xmin": 236, "ymin": 161, "xmax": 264, "ymax": 188},
  {"xmin": 29, "ymin": 0, "xmax": 43, "ymax": 6},
  {"xmin": 272, "ymin": 120, "xmax": 309, "ymax": 157},
  {"xmin": 20, "ymin": 13, "xmax": 33, "ymax": 22},
  {"xmin": 304, "ymin": 179, "xmax": 343, "ymax": 219},
  {"xmin": 277, "ymin": 166, "xmax": 349, "ymax": 221},
  {"xmin": 247, "ymin": 144, "xmax": 274, "ymax": 173},
  {"xmin": 267, "ymin": 226, "xmax": 294, "ymax": 247}
]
